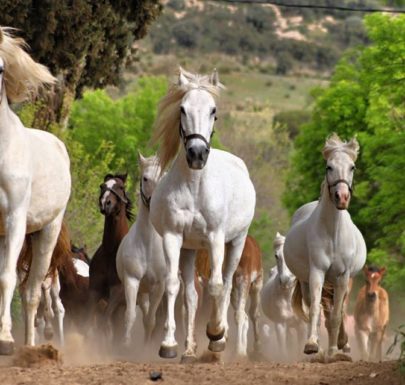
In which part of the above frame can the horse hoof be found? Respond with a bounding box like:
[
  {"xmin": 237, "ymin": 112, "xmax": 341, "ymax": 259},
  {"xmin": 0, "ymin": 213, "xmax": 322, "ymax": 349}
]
[
  {"xmin": 181, "ymin": 354, "xmax": 197, "ymax": 364},
  {"xmin": 0, "ymin": 340, "xmax": 15, "ymax": 355},
  {"xmin": 342, "ymin": 344, "xmax": 351, "ymax": 353},
  {"xmin": 206, "ymin": 326, "xmax": 225, "ymax": 341},
  {"xmin": 328, "ymin": 352, "xmax": 352, "ymax": 363},
  {"xmin": 208, "ymin": 339, "xmax": 226, "ymax": 353},
  {"xmin": 304, "ymin": 342, "xmax": 319, "ymax": 355},
  {"xmin": 159, "ymin": 344, "xmax": 178, "ymax": 359},
  {"xmin": 44, "ymin": 329, "xmax": 54, "ymax": 341}
]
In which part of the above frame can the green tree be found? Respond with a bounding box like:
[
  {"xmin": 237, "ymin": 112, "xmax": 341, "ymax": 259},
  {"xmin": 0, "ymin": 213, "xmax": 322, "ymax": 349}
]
[
  {"xmin": 0, "ymin": 1, "xmax": 162, "ymax": 127},
  {"xmin": 283, "ymin": 14, "xmax": 405, "ymax": 289},
  {"xmin": 69, "ymin": 76, "xmax": 167, "ymax": 182}
]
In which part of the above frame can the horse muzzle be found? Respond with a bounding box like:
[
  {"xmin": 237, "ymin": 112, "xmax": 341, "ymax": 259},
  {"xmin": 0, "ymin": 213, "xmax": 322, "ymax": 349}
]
[{"xmin": 186, "ymin": 144, "xmax": 209, "ymax": 170}]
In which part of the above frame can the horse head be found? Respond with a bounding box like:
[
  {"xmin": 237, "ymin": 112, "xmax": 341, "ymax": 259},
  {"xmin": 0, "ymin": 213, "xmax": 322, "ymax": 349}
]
[
  {"xmin": 273, "ymin": 232, "xmax": 295, "ymax": 289},
  {"xmin": 153, "ymin": 67, "xmax": 224, "ymax": 172},
  {"xmin": 99, "ymin": 173, "xmax": 132, "ymax": 219},
  {"xmin": 322, "ymin": 134, "xmax": 359, "ymax": 210},
  {"xmin": 363, "ymin": 265, "xmax": 386, "ymax": 302},
  {"xmin": 138, "ymin": 152, "xmax": 161, "ymax": 209}
]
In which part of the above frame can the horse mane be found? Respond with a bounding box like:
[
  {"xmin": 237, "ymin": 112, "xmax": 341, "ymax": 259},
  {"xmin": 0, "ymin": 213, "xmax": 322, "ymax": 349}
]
[
  {"xmin": 322, "ymin": 133, "xmax": 360, "ymax": 162},
  {"xmin": 18, "ymin": 221, "xmax": 71, "ymax": 287},
  {"xmin": 0, "ymin": 27, "xmax": 56, "ymax": 103},
  {"xmin": 152, "ymin": 68, "xmax": 224, "ymax": 171}
]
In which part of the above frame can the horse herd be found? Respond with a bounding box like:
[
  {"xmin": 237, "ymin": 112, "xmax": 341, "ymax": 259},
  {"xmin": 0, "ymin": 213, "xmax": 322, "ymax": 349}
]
[{"xmin": 0, "ymin": 28, "xmax": 390, "ymax": 364}]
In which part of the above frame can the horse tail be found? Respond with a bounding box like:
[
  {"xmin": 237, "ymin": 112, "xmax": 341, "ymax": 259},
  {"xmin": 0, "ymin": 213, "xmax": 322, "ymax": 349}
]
[
  {"xmin": 18, "ymin": 221, "xmax": 71, "ymax": 287},
  {"xmin": 292, "ymin": 280, "xmax": 309, "ymax": 322}
]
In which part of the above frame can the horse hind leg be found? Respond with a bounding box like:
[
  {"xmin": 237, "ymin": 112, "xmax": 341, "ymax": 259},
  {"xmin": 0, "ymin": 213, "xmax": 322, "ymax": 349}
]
[
  {"xmin": 42, "ymin": 280, "xmax": 55, "ymax": 341},
  {"xmin": 50, "ymin": 273, "xmax": 65, "ymax": 347},
  {"xmin": 231, "ymin": 274, "xmax": 249, "ymax": 358},
  {"xmin": 208, "ymin": 232, "xmax": 247, "ymax": 354},
  {"xmin": 23, "ymin": 212, "xmax": 64, "ymax": 346},
  {"xmin": 249, "ymin": 273, "xmax": 263, "ymax": 355}
]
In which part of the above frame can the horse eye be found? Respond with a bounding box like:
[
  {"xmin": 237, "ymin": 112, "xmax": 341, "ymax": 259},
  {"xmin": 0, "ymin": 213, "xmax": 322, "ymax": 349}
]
[
  {"xmin": 0, "ymin": 67, "xmax": 3, "ymax": 74},
  {"xmin": 143, "ymin": 177, "xmax": 148, "ymax": 182},
  {"xmin": 351, "ymin": 165, "xmax": 356, "ymax": 171},
  {"xmin": 274, "ymin": 253, "xmax": 279, "ymax": 260},
  {"xmin": 180, "ymin": 106, "xmax": 186, "ymax": 115},
  {"xmin": 326, "ymin": 166, "xmax": 333, "ymax": 172},
  {"xmin": 211, "ymin": 107, "xmax": 217, "ymax": 115},
  {"xmin": 99, "ymin": 184, "xmax": 103, "ymax": 189}
]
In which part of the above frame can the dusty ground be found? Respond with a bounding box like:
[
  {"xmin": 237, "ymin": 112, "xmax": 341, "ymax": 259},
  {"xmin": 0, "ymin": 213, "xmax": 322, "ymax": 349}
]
[{"xmin": 0, "ymin": 346, "xmax": 401, "ymax": 385}]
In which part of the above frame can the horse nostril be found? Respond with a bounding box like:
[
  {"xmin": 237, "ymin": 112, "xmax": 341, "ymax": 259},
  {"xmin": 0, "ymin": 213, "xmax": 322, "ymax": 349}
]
[
  {"xmin": 106, "ymin": 200, "xmax": 111, "ymax": 206},
  {"xmin": 335, "ymin": 191, "xmax": 339, "ymax": 200}
]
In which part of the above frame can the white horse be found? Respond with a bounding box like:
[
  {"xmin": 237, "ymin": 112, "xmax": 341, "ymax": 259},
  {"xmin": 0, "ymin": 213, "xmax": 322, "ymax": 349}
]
[
  {"xmin": 261, "ymin": 232, "xmax": 306, "ymax": 360},
  {"xmin": 150, "ymin": 68, "xmax": 256, "ymax": 361},
  {"xmin": 116, "ymin": 153, "xmax": 166, "ymax": 346},
  {"xmin": 0, "ymin": 28, "xmax": 71, "ymax": 353},
  {"xmin": 284, "ymin": 134, "xmax": 366, "ymax": 358}
]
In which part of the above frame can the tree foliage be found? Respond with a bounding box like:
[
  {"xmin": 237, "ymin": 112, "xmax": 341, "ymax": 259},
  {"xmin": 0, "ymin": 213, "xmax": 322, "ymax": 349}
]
[
  {"xmin": 283, "ymin": 14, "xmax": 405, "ymax": 290},
  {"xmin": 69, "ymin": 76, "xmax": 167, "ymax": 188},
  {"xmin": 0, "ymin": 1, "xmax": 162, "ymax": 125}
]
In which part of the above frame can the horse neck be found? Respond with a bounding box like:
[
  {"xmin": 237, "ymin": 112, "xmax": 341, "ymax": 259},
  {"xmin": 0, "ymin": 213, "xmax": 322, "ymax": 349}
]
[
  {"xmin": 102, "ymin": 205, "xmax": 128, "ymax": 249},
  {"xmin": 0, "ymin": 90, "xmax": 20, "ymax": 136},
  {"xmin": 316, "ymin": 179, "xmax": 345, "ymax": 234},
  {"xmin": 136, "ymin": 197, "xmax": 153, "ymax": 232}
]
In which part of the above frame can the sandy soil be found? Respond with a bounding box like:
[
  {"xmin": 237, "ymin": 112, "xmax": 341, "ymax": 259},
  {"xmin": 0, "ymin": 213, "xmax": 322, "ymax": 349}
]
[{"xmin": 0, "ymin": 346, "xmax": 401, "ymax": 385}]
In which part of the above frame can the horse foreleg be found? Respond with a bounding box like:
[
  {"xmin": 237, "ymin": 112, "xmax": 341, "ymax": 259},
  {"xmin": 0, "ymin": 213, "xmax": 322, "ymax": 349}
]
[
  {"xmin": 0, "ymin": 207, "xmax": 28, "ymax": 354},
  {"xmin": 144, "ymin": 282, "xmax": 165, "ymax": 343},
  {"xmin": 206, "ymin": 234, "xmax": 225, "ymax": 344},
  {"xmin": 24, "ymin": 213, "xmax": 64, "ymax": 346},
  {"xmin": 355, "ymin": 326, "xmax": 369, "ymax": 361},
  {"xmin": 122, "ymin": 276, "xmax": 140, "ymax": 347},
  {"xmin": 304, "ymin": 268, "xmax": 325, "ymax": 354},
  {"xmin": 159, "ymin": 233, "xmax": 182, "ymax": 359},
  {"xmin": 249, "ymin": 273, "xmax": 263, "ymax": 354},
  {"xmin": 275, "ymin": 322, "xmax": 287, "ymax": 359},
  {"xmin": 328, "ymin": 275, "xmax": 349, "ymax": 356},
  {"xmin": 179, "ymin": 249, "xmax": 198, "ymax": 363},
  {"xmin": 50, "ymin": 273, "xmax": 65, "ymax": 347}
]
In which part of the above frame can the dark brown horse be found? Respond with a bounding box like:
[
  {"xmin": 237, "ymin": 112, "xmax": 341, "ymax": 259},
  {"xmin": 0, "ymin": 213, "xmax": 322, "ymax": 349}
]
[{"xmin": 88, "ymin": 173, "xmax": 132, "ymax": 335}]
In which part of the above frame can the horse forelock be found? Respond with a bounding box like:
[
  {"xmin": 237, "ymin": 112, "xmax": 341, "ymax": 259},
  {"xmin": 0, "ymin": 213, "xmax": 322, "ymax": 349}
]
[
  {"xmin": 322, "ymin": 133, "xmax": 359, "ymax": 162},
  {"xmin": 0, "ymin": 27, "xmax": 56, "ymax": 103},
  {"xmin": 273, "ymin": 235, "xmax": 285, "ymax": 249},
  {"xmin": 152, "ymin": 71, "xmax": 224, "ymax": 171}
]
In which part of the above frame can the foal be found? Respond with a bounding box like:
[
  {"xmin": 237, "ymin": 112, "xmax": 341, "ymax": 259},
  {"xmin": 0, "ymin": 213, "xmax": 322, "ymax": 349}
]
[
  {"xmin": 354, "ymin": 266, "xmax": 389, "ymax": 361},
  {"xmin": 89, "ymin": 174, "xmax": 132, "ymax": 333}
]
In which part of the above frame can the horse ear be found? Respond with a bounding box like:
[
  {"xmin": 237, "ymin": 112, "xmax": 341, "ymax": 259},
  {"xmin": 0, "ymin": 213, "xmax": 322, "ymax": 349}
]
[
  {"xmin": 0, "ymin": 28, "xmax": 3, "ymax": 45},
  {"xmin": 363, "ymin": 265, "xmax": 368, "ymax": 275},
  {"xmin": 210, "ymin": 69, "xmax": 219, "ymax": 86},
  {"xmin": 276, "ymin": 231, "xmax": 281, "ymax": 237},
  {"xmin": 117, "ymin": 173, "xmax": 128, "ymax": 184},
  {"xmin": 178, "ymin": 67, "xmax": 189, "ymax": 87},
  {"xmin": 104, "ymin": 173, "xmax": 114, "ymax": 182},
  {"xmin": 346, "ymin": 137, "xmax": 360, "ymax": 161},
  {"xmin": 379, "ymin": 267, "xmax": 387, "ymax": 276},
  {"xmin": 138, "ymin": 151, "xmax": 146, "ymax": 165}
]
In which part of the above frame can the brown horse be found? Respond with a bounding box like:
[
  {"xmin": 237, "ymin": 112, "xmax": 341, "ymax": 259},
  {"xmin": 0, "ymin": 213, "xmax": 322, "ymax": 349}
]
[
  {"xmin": 88, "ymin": 174, "xmax": 132, "ymax": 336},
  {"xmin": 195, "ymin": 235, "xmax": 263, "ymax": 357},
  {"xmin": 354, "ymin": 265, "xmax": 389, "ymax": 361}
]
